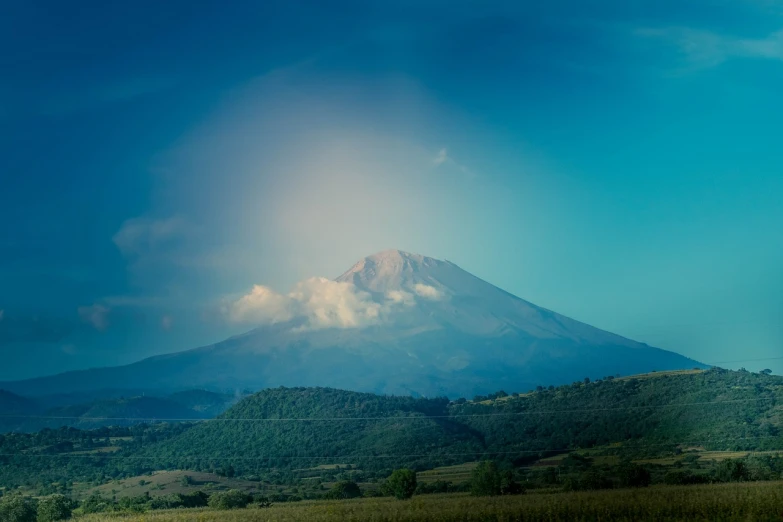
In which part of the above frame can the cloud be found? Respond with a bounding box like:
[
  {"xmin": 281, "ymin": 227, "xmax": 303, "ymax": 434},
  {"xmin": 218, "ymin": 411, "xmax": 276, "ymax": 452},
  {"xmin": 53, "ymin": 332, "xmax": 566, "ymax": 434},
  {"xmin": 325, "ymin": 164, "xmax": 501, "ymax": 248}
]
[
  {"xmin": 432, "ymin": 147, "xmax": 475, "ymax": 178},
  {"xmin": 385, "ymin": 290, "xmax": 416, "ymax": 306},
  {"xmin": 78, "ymin": 304, "xmax": 110, "ymax": 331},
  {"xmin": 113, "ymin": 216, "xmax": 188, "ymax": 257},
  {"xmin": 433, "ymin": 148, "xmax": 448, "ymax": 165},
  {"xmin": 226, "ymin": 279, "xmax": 440, "ymax": 329},
  {"xmin": 413, "ymin": 283, "xmax": 443, "ymax": 300},
  {"xmin": 160, "ymin": 315, "xmax": 173, "ymax": 330},
  {"xmin": 227, "ymin": 285, "xmax": 295, "ymax": 324},
  {"xmin": 637, "ymin": 27, "xmax": 783, "ymax": 70}
]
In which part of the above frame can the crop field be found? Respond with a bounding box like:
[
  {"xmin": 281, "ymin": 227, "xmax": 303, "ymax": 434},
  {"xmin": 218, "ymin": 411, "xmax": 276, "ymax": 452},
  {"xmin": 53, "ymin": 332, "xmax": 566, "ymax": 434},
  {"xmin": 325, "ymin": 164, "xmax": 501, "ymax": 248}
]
[
  {"xmin": 416, "ymin": 462, "xmax": 478, "ymax": 484},
  {"xmin": 79, "ymin": 481, "xmax": 783, "ymax": 522}
]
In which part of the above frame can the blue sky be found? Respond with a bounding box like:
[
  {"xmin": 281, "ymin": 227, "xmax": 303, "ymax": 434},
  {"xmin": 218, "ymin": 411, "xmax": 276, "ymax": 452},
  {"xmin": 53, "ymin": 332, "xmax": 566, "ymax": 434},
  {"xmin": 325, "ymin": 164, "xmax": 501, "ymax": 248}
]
[{"xmin": 1, "ymin": 0, "xmax": 782, "ymax": 379}]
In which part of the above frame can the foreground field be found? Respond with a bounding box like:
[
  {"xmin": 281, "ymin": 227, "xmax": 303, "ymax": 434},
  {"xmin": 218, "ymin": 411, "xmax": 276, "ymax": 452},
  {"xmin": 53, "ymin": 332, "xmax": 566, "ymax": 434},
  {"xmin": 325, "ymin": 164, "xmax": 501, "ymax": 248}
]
[{"xmin": 82, "ymin": 481, "xmax": 783, "ymax": 522}]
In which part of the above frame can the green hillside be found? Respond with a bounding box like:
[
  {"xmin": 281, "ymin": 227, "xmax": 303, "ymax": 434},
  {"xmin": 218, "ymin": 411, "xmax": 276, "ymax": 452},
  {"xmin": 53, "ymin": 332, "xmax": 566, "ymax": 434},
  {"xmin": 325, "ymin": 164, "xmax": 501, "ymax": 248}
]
[{"xmin": 1, "ymin": 368, "xmax": 782, "ymax": 495}]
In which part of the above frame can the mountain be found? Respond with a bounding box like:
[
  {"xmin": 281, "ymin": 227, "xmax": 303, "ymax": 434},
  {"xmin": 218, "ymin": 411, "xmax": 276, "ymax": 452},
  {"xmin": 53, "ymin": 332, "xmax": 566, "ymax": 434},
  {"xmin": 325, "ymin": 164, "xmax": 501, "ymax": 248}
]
[
  {"xmin": 0, "ymin": 389, "xmax": 42, "ymax": 432},
  {"xmin": 0, "ymin": 390, "xmax": 238, "ymax": 433},
  {"xmin": 0, "ymin": 250, "xmax": 705, "ymax": 398}
]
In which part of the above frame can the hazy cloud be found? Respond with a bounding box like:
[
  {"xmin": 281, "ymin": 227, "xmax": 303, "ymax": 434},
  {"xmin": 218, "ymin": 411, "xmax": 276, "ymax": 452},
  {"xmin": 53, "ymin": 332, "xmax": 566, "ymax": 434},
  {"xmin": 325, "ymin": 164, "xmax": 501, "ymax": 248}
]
[
  {"xmin": 226, "ymin": 279, "xmax": 438, "ymax": 330},
  {"xmin": 413, "ymin": 283, "xmax": 443, "ymax": 300},
  {"xmin": 227, "ymin": 285, "xmax": 295, "ymax": 324},
  {"xmin": 637, "ymin": 27, "xmax": 783, "ymax": 69},
  {"xmin": 385, "ymin": 290, "xmax": 416, "ymax": 306},
  {"xmin": 160, "ymin": 315, "xmax": 173, "ymax": 330},
  {"xmin": 78, "ymin": 304, "xmax": 110, "ymax": 331},
  {"xmin": 433, "ymin": 148, "xmax": 448, "ymax": 165},
  {"xmin": 113, "ymin": 216, "xmax": 188, "ymax": 257},
  {"xmin": 432, "ymin": 147, "xmax": 474, "ymax": 178}
]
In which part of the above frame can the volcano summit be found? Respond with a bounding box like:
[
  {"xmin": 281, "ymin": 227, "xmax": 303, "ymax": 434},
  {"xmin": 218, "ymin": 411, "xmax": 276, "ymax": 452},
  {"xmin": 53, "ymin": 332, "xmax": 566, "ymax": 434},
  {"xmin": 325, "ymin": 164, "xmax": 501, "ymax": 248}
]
[{"xmin": 2, "ymin": 250, "xmax": 705, "ymax": 398}]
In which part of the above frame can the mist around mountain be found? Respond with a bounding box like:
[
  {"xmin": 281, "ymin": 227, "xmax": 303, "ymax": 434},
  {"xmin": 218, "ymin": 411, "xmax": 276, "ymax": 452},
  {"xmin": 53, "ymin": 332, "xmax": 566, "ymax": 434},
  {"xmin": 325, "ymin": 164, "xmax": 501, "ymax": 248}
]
[
  {"xmin": 0, "ymin": 250, "xmax": 705, "ymax": 399},
  {"xmin": 0, "ymin": 389, "xmax": 237, "ymax": 433}
]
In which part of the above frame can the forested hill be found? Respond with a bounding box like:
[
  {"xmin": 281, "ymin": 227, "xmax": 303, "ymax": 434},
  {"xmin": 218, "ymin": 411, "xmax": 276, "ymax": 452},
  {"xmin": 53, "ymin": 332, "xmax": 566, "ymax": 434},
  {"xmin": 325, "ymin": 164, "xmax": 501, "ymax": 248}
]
[
  {"xmin": 1, "ymin": 368, "xmax": 781, "ymax": 490},
  {"xmin": 137, "ymin": 368, "xmax": 783, "ymax": 472}
]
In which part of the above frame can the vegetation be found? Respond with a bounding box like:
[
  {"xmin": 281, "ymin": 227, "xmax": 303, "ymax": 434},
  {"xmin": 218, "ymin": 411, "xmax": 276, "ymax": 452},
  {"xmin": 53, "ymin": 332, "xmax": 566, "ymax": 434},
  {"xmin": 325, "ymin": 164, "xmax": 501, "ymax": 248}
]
[
  {"xmin": 73, "ymin": 481, "xmax": 783, "ymax": 521},
  {"xmin": 35, "ymin": 494, "xmax": 74, "ymax": 522},
  {"xmin": 384, "ymin": 469, "xmax": 417, "ymax": 500},
  {"xmin": 0, "ymin": 368, "xmax": 782, "ymax": 511}
]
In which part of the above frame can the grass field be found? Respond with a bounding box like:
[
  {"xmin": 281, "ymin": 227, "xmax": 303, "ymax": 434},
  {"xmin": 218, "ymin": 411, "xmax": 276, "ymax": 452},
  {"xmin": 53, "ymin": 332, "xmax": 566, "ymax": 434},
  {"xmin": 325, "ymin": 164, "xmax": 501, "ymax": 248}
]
[{"xmin": 79, "ymin": 481, "xmax": 783, "ymax": 522}]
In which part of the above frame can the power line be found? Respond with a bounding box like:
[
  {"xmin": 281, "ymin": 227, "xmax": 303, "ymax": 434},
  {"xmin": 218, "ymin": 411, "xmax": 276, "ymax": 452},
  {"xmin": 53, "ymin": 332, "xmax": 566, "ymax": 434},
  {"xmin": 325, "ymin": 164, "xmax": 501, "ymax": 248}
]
[
  {"xmin": 2, "ymin": 436, "xmax": 781, "ymax": 461},
  {"xmin": 0, "ymin": 397, "xmax": 774, "ymax": 423},
  {"xmin": 708, "ymin": 356, "xmax": 783, "ymax": 365}
]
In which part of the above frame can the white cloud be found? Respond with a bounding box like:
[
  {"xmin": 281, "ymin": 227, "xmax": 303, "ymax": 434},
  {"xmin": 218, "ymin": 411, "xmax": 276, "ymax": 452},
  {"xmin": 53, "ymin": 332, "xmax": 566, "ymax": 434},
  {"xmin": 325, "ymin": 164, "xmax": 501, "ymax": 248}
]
[
  {"xmin": 160, "ymin": 315, "xmax": 173, "ymax": 330},
  {"xmin": 78, "ymin": 304, "xmax": 110, "ymax": 331},
  {"xmin": 288, "ymin": 277, "xmax": 382, "ymax": 329},
  {"xmin": 226, "ymin": 279, "xmax": 438, "ymax": 330},
  {"xmin": 432, "ymin": 147, "xmax": 474, "ymax": 178},
  {"xmin": 637, "ymin": 27, "xmax": 783, "ymax": 69},
  {"xmin": 433, "ymin": 148, "xmax": 448, "ymax": 165},
  {"xmin": 113, "ymin": 216, "xmax": 187, "ymax": 256},
  {"xmin": 227, "ymin": 284, "xmax": 296, "ymax": 324},
  {"xmin": 385, "ymin": 290, "xmax": 416, "ymax": 306},
  {"xmin": 413, "ymin": 283, "xmax": 443, "ymax": 300}
]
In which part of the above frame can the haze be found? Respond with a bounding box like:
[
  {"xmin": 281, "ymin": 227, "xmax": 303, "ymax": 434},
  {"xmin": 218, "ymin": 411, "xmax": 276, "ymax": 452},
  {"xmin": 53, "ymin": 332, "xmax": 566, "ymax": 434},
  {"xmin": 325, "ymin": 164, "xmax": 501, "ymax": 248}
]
[{"xmin": 1, "ymin": 0, "xmax": 782, "ymax": 381}]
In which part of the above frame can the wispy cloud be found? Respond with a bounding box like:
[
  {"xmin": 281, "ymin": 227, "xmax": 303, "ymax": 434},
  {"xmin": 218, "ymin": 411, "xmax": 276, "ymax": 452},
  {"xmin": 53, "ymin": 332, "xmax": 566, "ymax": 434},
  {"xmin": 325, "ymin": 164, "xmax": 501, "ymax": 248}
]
[
  {"xmin": 113, "ymin": 216, "xmax": 188, "ymax": 257},
  {"xmin": 78, "ymin": 304, "xmax": 110, "ymax": 331},
  {"xmin": 160, "ymin": 315, "xmax": 173, "ymax": 331},
  {"xmin": 637, "ymin": 27, "xmax": 783, "ymax": 70},
  {"xmin": 432, "ymin": 147, "xmax": 475, "ymax": 178}
]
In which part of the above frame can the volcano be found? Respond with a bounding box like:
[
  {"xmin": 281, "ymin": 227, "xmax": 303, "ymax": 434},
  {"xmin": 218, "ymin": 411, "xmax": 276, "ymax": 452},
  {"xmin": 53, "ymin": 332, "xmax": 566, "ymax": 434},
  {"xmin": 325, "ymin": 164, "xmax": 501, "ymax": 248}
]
[{"xmin": 1, "ymin": 250, "xmax": 705, "ymax": 398}]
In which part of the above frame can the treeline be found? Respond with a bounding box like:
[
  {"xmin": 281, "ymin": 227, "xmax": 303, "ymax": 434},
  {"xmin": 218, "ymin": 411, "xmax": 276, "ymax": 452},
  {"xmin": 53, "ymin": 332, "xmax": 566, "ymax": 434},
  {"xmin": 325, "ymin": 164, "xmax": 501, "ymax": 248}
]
[{"xmin": 1, "ymin": 369, "xmax": 782, "ymax": 493}]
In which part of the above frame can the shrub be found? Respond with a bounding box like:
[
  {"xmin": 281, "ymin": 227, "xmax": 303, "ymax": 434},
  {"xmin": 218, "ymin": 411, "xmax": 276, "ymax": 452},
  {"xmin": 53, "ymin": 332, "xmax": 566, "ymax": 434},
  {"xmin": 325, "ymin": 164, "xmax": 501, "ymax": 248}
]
[
  {"xmin": 208, "ymin": 489, "xmax": 252, "ymax": 510},
  {"xmin": 36, "ymin": 494, "xmax": 74, "ymax": 522},
  {"xmin": 471, "ymin": 461, "xmax": 503, "ymax": 496},
  {"xmin": 715, "ymin": 459, "xmax": 750, "ymax": 483},
  {"xmin": 619, "ymin": 464, "xmax": 651, "ymax": 488},
  {"xmin": 664, "ymin": 471, "xmax": 711, "ymax": 485},
  {"xmin": 384, "ymin": 469, "xmax": 417, "ymax": 500},
  {"xmin": 0, "ymin": 494, "xmax": 37, "ymax": 522},
  {"xmin": 326, "ymin": 480, "xmax": 362, "ymax": 499},
  {"xmin": 79, "ymin": 493, "xmax": 113, "ymax": 514}
]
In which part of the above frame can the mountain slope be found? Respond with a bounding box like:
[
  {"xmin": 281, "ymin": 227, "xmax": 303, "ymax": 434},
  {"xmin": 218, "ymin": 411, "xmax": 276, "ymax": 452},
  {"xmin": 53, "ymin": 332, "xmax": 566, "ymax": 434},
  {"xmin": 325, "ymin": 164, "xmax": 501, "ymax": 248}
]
[
  {"xmin": 0, "ymin": 250, "xmax": 705, "ymax": 398},
  {"xmin": 2, "ymin": 369, "xmax": 781, "ymax": 491}
]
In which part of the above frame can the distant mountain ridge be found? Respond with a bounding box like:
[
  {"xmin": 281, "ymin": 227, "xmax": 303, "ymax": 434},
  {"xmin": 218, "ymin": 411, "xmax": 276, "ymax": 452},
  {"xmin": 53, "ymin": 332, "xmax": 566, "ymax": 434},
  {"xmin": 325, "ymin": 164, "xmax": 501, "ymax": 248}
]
[
  {"xmin": 0, "ymin": 389, "xmax": 237, "ymax": 433},
  {"xmin": 0, "ymin": 250, "xmax": 706, "ymax": 398}
]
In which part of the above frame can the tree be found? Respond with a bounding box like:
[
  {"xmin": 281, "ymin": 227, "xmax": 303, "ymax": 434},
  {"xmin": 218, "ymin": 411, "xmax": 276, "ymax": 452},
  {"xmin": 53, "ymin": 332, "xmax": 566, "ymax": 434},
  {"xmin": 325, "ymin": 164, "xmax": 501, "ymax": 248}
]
[
  {"xmin": 326, "ymin": 480, "xmax": 362, "ymax": 499},
  {"xmin": 470, "ymin": 461, "xmax": 503, "ymax": 496},
  {"xmin": 0, "ymin": 494, "xmax": 37, "ymax": 522},
  {"xmin": 385, "ymin": 469, "xmax": 417, "ymax": 500},
  {"xmin": 584, "ymin": 377, "xmax": 591, "ymax": 384},
  {"xmin": 716, "ymin": 459, "xmax": 750, "ymax": 483},
  {"xmin": 207, "ymin": 490, "xmax": 252, "ymax": 510},
  {"xmin": 500, "ymin": 470, "xmax": 524, "ymax": 495},
  {"xmin": 619, "ymin": 464, "xmax": 651, "ymax": 488},
  {"xmin": 37, "ymin": 495, "xmax": 74, "ymax": 522},
  {"xmin": 761, "ymin": 369, "xmax": 772, "ymax": 375}
]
